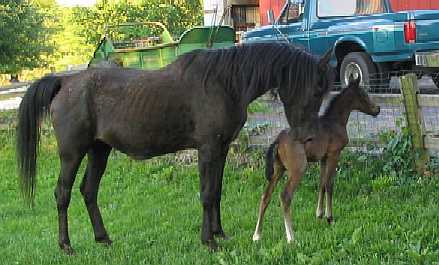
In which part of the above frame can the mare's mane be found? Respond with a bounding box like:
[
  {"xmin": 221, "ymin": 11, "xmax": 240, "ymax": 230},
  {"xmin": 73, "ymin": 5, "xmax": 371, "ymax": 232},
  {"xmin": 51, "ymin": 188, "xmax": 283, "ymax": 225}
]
[{"xmin": 173, "ymin": 43, "xmax": 327, "ymax": 107}]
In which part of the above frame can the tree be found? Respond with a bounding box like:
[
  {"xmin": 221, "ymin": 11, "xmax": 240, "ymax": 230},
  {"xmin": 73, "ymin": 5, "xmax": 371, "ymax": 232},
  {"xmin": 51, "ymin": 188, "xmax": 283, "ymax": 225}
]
[
  {"xmin": 0, "ymin": 0, "xmax": 53, "ymax": 79},
  {"xmin": 70, "ymin": 0, "xmax": 203, "ymax": 47},
  {"xmin": 31, "ymin": 0, "xmax": 56, "ymax": 8}
]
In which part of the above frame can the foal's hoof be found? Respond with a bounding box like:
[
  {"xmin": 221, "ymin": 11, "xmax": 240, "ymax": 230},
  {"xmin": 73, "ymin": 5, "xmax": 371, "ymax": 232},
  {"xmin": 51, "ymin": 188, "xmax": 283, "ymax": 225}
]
[
  {"xmin": 59, "ymin": 243, "xmax": 75, "ymax": 256},
  {"xmin": 96, "ymin": 236, "xmax": 113, "ymax": 246},
  {"xmin": 327, "ymin": 217, "xmax": 334, "ymax": 225},
  {"xmin": 316, "ymin": 208, "xmax": 324, "ymax": 219},
  {"xmin": 286, "ymin": 238, "xmax": 295, "ymax": 244},
  {"xmin": 252, "ymin": 233, "xmax": 261, "ymax": 242}
]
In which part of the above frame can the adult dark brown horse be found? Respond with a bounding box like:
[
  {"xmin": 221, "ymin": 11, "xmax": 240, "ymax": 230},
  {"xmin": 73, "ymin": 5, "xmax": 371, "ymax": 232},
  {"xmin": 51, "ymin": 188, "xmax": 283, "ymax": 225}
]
[
  {"xmin": 252, "ymin": 76, "xmax": 380, "ymax": 243},
  {"xmin": 16, "ymin": 43, "xmax": 335, "ymax": 254}
]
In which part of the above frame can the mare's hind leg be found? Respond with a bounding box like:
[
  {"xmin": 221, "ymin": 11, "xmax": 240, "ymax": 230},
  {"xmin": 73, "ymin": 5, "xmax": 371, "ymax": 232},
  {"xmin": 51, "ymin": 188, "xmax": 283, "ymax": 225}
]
[
  {"xmin": 253, "ymin": 161, "xmax": 284, "ymax": 241},
  {"xmin": 316, "ymin": 160, "xmax": 327, "ymax": 219},
  {"xmin": 279, "ymin": 141, "xmax": 307, "ymax": 243},
  {"xmin": 80, "ymin": 141, "xmax": 112, "ymax": 245},
  {"xmin": 55, "ymin": 150, "xmax": 86, "ymax": 255}
]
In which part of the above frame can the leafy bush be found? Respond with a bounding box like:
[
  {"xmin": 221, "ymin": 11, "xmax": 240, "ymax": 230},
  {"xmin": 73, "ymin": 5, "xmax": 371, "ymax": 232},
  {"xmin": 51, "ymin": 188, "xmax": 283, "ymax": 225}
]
[{"xmin": 379, "ymin": 126, "xmax": 418, "ymax": 181}]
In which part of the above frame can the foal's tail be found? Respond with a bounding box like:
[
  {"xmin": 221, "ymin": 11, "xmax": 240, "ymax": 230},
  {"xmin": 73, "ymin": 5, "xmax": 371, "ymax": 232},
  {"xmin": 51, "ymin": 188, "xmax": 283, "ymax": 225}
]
[
  {"xmin": 265, "ymin": 138, "xmax": 279, "ymax": 181},
  {"xmin": 16, "ymin": 75, "xmax": 63, "ymax": 205}
]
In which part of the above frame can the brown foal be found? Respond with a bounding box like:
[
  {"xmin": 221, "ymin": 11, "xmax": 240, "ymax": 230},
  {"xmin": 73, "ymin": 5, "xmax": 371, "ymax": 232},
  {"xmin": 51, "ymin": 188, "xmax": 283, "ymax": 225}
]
[{"xmin": 252, "ymin": 76, "xmax": 380, "ymax": 243}]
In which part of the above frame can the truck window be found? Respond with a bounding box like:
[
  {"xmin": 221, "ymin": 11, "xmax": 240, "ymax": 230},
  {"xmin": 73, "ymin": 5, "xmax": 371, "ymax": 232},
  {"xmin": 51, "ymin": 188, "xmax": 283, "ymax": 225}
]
[
  {"xmin": 278, "ymin": 2, "xmax": 304, "ymax": 24},
  {"xmin": 318, "ymin": 0, "xmax": 385, "ymax": 17}
]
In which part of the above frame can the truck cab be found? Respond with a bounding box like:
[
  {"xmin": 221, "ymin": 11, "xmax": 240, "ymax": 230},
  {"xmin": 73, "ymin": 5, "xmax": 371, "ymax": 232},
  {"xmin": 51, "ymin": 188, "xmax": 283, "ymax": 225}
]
[{"xmin": 242, "ymin": 0, "xmax": 439, "ymax": 89}]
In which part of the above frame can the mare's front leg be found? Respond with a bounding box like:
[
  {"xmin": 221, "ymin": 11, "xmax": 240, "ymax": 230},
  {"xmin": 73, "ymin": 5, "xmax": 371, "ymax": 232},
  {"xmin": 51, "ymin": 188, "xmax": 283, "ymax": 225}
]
[
  {"xmin": 323, "ymin": 153, "xmax": 340, "ymax": 224},
  {"xmin": 280, "ymin": 141, "xmax": 307, "ymax": 243},
  {"xmin": 316, "ymin": 160, "xmax": 327, "ymax": 219},
  {"xmin": 198, "ymin": 142, "xmax": 229, "ymax": 250},
  {"xmin": 211, "ymin": 146, "xmax": 230, "ymax": 240}
]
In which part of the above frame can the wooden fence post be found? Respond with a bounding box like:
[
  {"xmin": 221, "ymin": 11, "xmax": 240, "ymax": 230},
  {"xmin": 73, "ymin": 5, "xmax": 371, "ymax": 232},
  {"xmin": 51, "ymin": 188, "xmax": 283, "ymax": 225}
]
[{"xmin": 400, "ymin": 73, "xmax": 428, "ymax": 175}]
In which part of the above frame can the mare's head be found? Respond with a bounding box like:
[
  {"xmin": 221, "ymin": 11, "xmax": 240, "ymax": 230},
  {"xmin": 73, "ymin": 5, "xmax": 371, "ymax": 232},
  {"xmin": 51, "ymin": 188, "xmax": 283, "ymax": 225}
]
[
  {"xmin": 277, "ymin": 46, "xmax": 336, "ymax": 131},
  {"xmin": 347, "ymin": 75, "xmax": 380, "ymax": 116},
  {"xmin": 307, "ymin": 48, "xmax": 337, "ymax": 113}
]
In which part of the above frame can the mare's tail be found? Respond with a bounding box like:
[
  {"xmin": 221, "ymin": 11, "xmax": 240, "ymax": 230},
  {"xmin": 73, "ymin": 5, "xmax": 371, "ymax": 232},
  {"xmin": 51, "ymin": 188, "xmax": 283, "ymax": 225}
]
[
  {"xmin": 16, "ymin": 75, "xmax": 63, "ymax": 205},
  {"xmin": 265, "ymin": 138, "xmax": 280, "ymax": 181}
]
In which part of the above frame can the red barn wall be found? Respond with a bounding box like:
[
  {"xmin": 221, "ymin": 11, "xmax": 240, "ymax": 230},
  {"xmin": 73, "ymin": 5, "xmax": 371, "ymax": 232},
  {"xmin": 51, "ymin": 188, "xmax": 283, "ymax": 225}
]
[
  {"xmin": 259, "ymin": 0, "xmax": 286, "ymax": 25},
  {"xmin": 390, "ymin": 0, "xmax": 439, "ymax": 11},
  {"xmin": 259, "ymin": 0, "xmax": 439, "ymax": 26}
]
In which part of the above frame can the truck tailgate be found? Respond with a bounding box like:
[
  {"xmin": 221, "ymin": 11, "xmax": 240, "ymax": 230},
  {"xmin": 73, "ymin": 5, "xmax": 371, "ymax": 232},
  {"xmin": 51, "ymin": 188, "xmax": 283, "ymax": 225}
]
[{"xmin": 411, "ymin": 10, "xmax": 439, "ymax": 44}]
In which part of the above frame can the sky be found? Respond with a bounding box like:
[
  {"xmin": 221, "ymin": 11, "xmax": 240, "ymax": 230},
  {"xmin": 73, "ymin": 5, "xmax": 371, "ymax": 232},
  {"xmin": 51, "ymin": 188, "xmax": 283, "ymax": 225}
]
[{"xmin": 57, "ymin": 0, "xmax": 96, "ymax": 7}]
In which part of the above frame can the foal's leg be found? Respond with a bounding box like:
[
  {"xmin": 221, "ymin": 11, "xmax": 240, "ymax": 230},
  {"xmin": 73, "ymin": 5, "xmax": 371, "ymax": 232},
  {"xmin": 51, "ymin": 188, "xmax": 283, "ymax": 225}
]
[
  {"xmin": 280, "ymin": 142, "xmax": 307, "ymax": 243},
  {"xmin": 55, "ymin": 150, "xmax": 86, "ymax": 255},
  {"xmin": 316, "ymin": 160, "xmax": 327, "ymax": 219},
  {"xmin": 198, "ymin": 143, "xmax": 228, "ymax": 250},
  {"xmin": 324, "ymin": 154, "xmax": 339, "ymax": 224},
  {"xmin": 80, "ymin": 141, "xmax": 112, "ymax": 245},
  {"xmin": 252, "ymin": 162, "xmax": 284, "ymax": 241}
]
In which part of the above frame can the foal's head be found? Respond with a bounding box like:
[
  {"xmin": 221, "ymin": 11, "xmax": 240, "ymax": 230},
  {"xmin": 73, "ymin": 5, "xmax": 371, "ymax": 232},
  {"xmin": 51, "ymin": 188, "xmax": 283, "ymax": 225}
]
[{"xmin": 347, "ymin": 75, "xmax": 380, "ymax": 116}]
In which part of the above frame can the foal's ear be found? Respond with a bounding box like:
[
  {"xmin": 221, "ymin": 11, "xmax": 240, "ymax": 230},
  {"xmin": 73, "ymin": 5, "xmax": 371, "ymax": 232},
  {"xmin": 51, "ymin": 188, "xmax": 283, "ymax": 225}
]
[{"xmin": 318, "ymin": 47, "xmax": 333, "ymax": 72}]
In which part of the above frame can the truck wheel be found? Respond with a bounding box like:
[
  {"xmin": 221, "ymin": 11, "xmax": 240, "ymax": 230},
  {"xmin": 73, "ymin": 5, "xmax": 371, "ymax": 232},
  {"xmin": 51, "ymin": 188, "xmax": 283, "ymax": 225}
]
[
  {"xmin": 432, "ymin": 73, "xmax": 439, "ymax": 89},
  {"xmin": 340, "ymin": 52, "xmax": 378, "ymax": 90}
]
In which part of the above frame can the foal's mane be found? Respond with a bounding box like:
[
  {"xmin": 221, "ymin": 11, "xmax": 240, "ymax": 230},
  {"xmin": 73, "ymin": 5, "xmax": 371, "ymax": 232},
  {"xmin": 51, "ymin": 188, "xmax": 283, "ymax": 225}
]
[
  {"xmin": 173, "ymin": 43, "xmax": 326, "ymax": 106},
  {"xmin": 322, "ymin": 85, "xmax": 352, "ymax": 117}
]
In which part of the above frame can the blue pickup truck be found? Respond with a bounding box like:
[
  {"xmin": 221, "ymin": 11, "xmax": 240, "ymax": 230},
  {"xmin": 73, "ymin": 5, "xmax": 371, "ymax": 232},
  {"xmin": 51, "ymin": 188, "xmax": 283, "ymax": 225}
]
[{"xmin": 242, "ymin": 0, "xmax": 439, "ymax": 89}]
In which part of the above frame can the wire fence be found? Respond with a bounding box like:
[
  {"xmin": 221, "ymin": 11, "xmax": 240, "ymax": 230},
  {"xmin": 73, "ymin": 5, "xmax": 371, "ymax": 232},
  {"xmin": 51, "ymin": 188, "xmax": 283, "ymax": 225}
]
[{"xmin": 243, "ymin": 73, "xmax": 439, "ymax": 155}]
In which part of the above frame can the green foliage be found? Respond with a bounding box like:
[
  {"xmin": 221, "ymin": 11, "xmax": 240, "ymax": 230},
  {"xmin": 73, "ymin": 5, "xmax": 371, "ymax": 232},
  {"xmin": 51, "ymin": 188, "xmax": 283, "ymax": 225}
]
[
  {"xmin": 70, "ymin": 0, "xmax": 203, "ymax": 48},
  {"xmin": 0, "ymin": 0, "xmax": 54, "ymax": 74},
  {"xmin": 31, "ymin": 0, "xmax": 56, "ymax": 8},
  {"xmin": 378, "ymin": 124, "xmax": 418, "ymax": 181},
  {"xmin": 247, "ymin": 100, "xmax": 271, "ymax": 114},
  {"xmin": 46, "ymin": 7, "xmax": 95, "ymax": 70},
  {"xmin": 0, "ymin": 0, "xmax": 203, "ymax": 81}
]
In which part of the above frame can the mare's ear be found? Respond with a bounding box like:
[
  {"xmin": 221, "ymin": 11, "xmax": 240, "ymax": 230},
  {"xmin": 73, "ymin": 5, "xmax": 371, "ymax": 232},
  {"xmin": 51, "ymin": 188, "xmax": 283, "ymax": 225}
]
[
  {"xmin": 318, "ymin": 47, "xmax": 333, "ymax": 73},
  {"xmin": 348, "ymin": 74, "xmax": 361, "ymax": 85},
  {"xmin": 349, "ymin": 75, "xmax": 361, "ymax": 87}
]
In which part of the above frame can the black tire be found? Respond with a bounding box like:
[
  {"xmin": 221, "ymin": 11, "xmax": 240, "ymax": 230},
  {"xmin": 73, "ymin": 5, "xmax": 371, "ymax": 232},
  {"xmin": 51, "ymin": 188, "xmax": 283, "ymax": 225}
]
[
  {"xmin": 340, "ymin": 52, "xmax": 378, "ymax": 90},
  {"xmin": 432, "ymin": 73, "xmax": 439, "ymax": 89}
]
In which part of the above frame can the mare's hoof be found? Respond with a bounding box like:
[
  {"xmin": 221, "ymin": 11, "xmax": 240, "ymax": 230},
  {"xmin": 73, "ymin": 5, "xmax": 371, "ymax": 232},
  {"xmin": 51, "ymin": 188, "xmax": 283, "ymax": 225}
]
[
  {"xmin": 60, "ymin": 243, "xmax": 75, "ymax": 256},
  {"xmin": 214, "ymin": 232, "xmax": 231, "ymax": 241},
  {"xmin": 203, "ymin": 239, "xmax": 220, "ymax": 252},
  {"xmin": 327, "ymin": 216, "xmax": 334, "ymax": 225},
  {"xmin": 96, "ymin": 236, "xmax": 113, "ymax": 246}
]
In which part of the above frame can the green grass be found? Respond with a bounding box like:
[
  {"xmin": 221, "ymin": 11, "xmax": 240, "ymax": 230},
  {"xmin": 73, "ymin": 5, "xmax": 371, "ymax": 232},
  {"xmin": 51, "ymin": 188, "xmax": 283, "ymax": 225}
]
[
  {"xmin": 0, "ymin": 92, "xmax": 24, "ymax": 101},
  {"xmin": 1, "ymin": 130, "xmax": 439, "ymax": 265},
  {"xmin": 247, "ymin": 100, "xmax": 271, "ymax": 114}
]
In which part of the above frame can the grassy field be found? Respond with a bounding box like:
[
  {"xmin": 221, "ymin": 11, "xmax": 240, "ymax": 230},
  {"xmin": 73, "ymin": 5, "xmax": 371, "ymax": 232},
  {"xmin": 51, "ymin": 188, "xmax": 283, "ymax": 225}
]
[{"xmin": 1, "ymin": 127, "xmax": 439, "ymax": 265}]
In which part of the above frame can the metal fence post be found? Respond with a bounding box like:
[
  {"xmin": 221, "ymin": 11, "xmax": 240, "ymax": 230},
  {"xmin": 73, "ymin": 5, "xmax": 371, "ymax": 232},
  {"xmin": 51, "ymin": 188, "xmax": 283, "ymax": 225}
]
[{"xmin": 400, "ymin": 73, "xmax": 428, "ymax": 175}]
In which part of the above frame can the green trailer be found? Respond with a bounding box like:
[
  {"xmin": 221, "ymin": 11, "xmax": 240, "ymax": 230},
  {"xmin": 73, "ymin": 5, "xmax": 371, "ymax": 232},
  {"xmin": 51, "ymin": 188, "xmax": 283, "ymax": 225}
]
[{"xmin": 89, "ymin": 22, "xmax": 235, "ymax": 69}]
